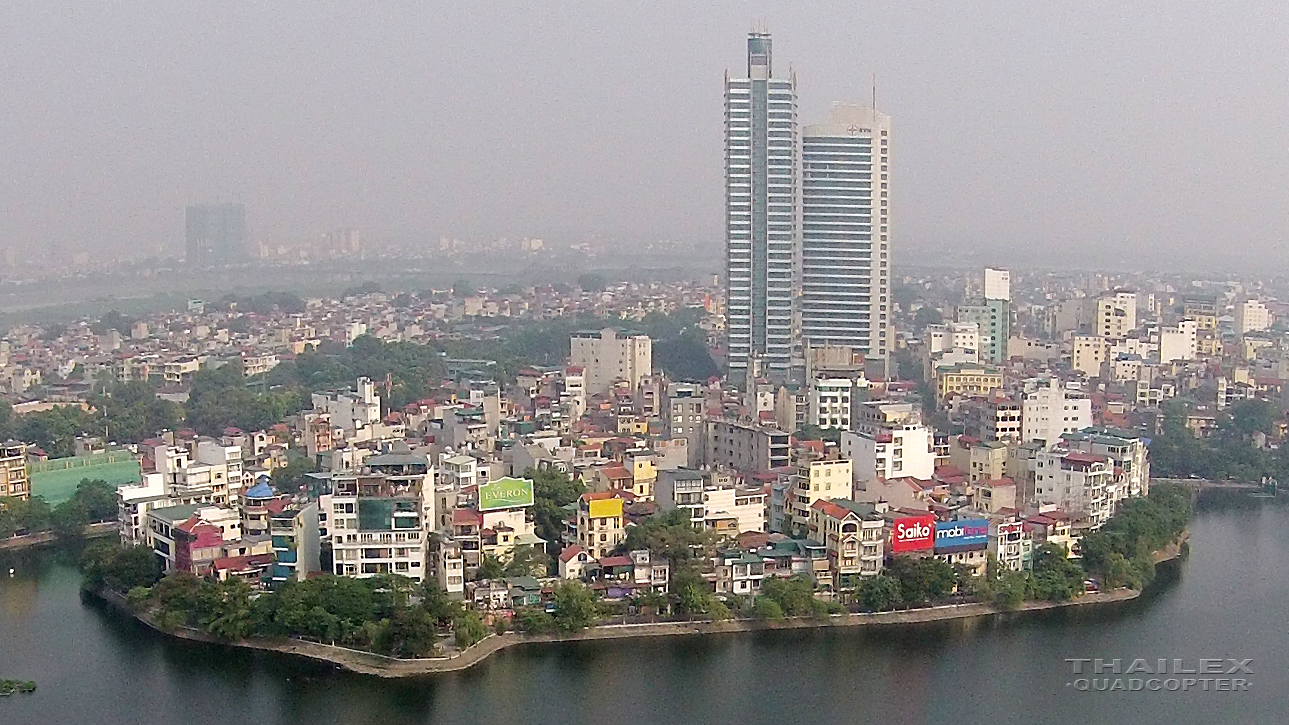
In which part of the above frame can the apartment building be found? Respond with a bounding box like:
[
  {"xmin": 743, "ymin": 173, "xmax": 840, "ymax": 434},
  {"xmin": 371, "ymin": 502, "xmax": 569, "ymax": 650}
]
[
  {"xmin": 569, "ymin": 328, "xmax": 652, "ymax": 395},
  {"xmin": 1032, "ymin": 449, "xmax": 1112, "ymax": 527},
  {"xmin": 843, "ymin": 424, "xmax": 935, "ymax": 490},
  {"xmin": 323, "ymin": 448, "xmax": 434, "ymax": 582},
  {"xmin": 807, "ymin": 498, "xmax": 886, "ymax": 590},
  {"xmin": 0, "ymin": 441, "xmax": 29, "ymax": 500},
  {"xmin": 656, "ymin": 469, "xmax": 766, "ymax": 536},
  {"xmin": 935, "ymin": 363, "xmax": 1003, "ymax": 400},
  {"xmin": 1097, "ymin": 290, "xmax": 1137, "ymax": 338},
  {"xmin": 705, "ymin": 419, "xmax": 791, "ymax": 473},
  {"xmin": 1021, "ymin": 379, "xmax": 1092, "ymax": 446},
  {"xmin": 575, "ymin": 491, "xmax": 627, "ymax": 559},
  {"xmin": 786, "ymin": 457, "xmax": 854, "ymax": 536}
]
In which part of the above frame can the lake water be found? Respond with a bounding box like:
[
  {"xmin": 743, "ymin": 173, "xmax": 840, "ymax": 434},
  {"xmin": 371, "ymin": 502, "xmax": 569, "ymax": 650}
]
[{"xmin": 2, "ymin": 495, "xmax": 1285, "ymax": 725}]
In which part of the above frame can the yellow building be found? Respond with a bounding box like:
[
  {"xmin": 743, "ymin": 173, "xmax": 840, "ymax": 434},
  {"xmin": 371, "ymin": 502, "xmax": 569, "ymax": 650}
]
[
  {"xmin": 576, "ymin": 492, "xmax": 627, "ymax": 559},
  {"xmin": 936, "ymin": 364, "xmax": 1003, "ymax": 400}
]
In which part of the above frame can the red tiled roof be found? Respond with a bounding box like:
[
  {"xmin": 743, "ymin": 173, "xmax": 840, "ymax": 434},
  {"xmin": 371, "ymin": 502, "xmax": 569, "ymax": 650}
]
[
  {"xmin": 810, "ymin": 498, "xmax": 853, "ymax": 521},
  {"xmin": 558, "ymin": 545, "xmax": 586, "ymax": 563},
  {"xmin": 451, "ymin": 508, "xmax": 483, "ymax": 526},
  {"xmin": 1062, "ymin": 452, "xmax": 1107, "ymax": 465},
  {"xmin": 598, "ymin": 555, "xmax": 633, "ymax": 568}
]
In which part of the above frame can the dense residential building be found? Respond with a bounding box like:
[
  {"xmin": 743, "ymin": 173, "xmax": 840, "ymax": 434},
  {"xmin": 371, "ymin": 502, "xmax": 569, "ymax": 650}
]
[
  {"xmin": 1032, "ymin": 449, "xmax": 1112, "ymax": 527},
  {"xmin": 322, "ymin": 448, "xmax": 434, "ymax": 582},
  {"xmin": 569, "ymin": 328, "xmax": 653, "ymax": 395},
  {"xmin": 806, "ymin": 375, "xmax": 860, "ymax": 430},
  {"xmin": 655, "ymin": 468, "xmax": 766, "ymax": 536},
  {"xmin": 724, "ymin": 30, "xmax": 798, "ymax": 380},
  {"xmin": 786, "ymin": 457, "xmax": 854, "ymax": 535},
  {"xmin": 807, "ymin": 498, "xmax": 885, "ymax": 589},
  {"xmin": 935, "ymin": 363, "xmax": 1003, "ymax": 400},
  {"xmin": 843, "ymin": 425, "xmax": 935, "ymax": 488},
  {"xmin": 800, "ymin": 103, "xmax": 892, "ymax": 369},
  {"xmin": 1021, "ymin": 379, "xmax": 1092, "ymax": 446},
  {"xmin": 1097, "ymin": 290, "xmax": 1137, "ymax": 338},
  {"xmin": 0, "ymin": 441, "xmax": 29, "ymax": 500},
  {"xmin": 1234, "ymin": 298, "xmax": 1271, "ymax": 335},
  {"xmin": 705, "ymin": 419, "xmax": 791, "ymax": 472},
  {"xmin": 575, "ymin": 491, "xmax": 627, "ymax": 559}
]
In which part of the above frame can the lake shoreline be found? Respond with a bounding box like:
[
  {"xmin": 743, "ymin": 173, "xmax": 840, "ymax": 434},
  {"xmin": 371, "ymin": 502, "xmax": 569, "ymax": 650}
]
[
  {"xmin": 96, "ymin": 586, "xmax": 1143, "ymax": 677},
  {"xmin": 0, "ymin": 522, "xmax": 117, "ymax": 552},
  {"xmin": 93, "ymin": 533, "xmax": 1188, "ymax": 678}
]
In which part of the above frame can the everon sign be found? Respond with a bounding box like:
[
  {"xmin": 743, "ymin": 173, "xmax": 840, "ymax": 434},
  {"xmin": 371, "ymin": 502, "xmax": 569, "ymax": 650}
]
[{"xmin": 478, "ymin": 476, "xmax": 535, "ymax": 511}]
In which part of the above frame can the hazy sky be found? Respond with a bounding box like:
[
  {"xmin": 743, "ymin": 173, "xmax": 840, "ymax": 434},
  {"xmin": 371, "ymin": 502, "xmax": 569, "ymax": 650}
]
[{"xmin": 3, "ymin": 2, "xmax": 1288, "ymax": 270}]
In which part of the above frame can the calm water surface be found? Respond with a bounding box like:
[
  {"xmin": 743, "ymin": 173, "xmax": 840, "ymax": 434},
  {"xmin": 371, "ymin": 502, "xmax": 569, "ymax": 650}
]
[{"xmin": 3, "ymin": 498, "xmax": 1286, "ymax": 725}]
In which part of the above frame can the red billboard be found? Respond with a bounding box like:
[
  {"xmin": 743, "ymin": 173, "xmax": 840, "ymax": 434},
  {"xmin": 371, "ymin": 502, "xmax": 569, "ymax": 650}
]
[{"xmin": 892, "ymin": 515, "xmax": 936, "ymax": 553}]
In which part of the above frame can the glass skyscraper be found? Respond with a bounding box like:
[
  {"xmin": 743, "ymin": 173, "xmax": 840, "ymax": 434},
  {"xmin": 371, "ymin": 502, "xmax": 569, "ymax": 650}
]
[
  {"xmin": 800, "ymin": 104, "xmax": 892, "ymax": 368},
  {"xmin": 724, "ymin": 31, "xmax": 798, "ymax": 381}
]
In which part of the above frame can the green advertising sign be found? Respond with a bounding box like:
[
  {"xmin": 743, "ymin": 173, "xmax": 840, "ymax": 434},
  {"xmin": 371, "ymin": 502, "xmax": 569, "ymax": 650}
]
[{"xmin": 478, "ymin": 476, "xmax": 535, "ymax": 511}]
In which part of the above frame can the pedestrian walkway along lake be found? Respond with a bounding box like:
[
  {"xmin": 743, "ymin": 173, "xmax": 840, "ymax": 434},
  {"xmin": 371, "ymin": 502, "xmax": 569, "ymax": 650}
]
[{"xmin": 2, "ymin": 496, "xmax": 1284, "ymax": 725}]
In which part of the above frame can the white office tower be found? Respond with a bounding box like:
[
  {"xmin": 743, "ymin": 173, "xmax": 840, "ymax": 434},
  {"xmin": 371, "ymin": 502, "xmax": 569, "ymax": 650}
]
[
  {"xmin": 725, "ymin": 30, "xmax": 799, "ymax": 382},
  {"xmin": 800, "ymin": 103, "xmax": 892, "ymax": 371}
]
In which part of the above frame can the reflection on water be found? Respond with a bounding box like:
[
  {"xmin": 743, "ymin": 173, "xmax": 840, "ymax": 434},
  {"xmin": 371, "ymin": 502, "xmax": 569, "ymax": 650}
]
[{"xmin": 1, "ymin": 500, "xmax": 1285, "ymax": 725}]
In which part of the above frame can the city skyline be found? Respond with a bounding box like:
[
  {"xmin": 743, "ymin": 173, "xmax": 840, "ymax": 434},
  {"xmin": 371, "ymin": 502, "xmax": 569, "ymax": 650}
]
[{"xmin": 3, "ymin": 3, "xmax": 1289, "ymax": 272}]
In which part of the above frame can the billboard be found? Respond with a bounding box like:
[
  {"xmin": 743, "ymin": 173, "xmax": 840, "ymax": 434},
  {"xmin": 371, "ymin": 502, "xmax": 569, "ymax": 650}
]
[
  {"xmin": 478, "ymin": 476, "xmax": 535, "ymax": 511},
  {"xmin": 587, "ymin": 497, "xmax": 624, "ymax": 519},
  {"xmin": 892, "ymin": 515, "xmax": 936, "ymax": 553},
  {"xmin": 934, "ymin": 519, "xmax": 990, "ymax": 553}
]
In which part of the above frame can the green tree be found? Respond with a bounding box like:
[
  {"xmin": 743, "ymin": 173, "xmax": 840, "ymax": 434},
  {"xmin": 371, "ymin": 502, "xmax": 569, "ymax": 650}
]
[
  {"xmin": 913, "ymin": 306, "xmax": 944, "ymax": 331},
  {"xmin": 376, "ymin": 607, "xmax": 440, "ymax": 657},
  {"xmin": 420, "ymin": 583, "xmax": 462, "ymax": 626},
  {"xmin": 271, "ymin": 456, "xmax": 317, "ymax": 494},
  {"xmin": 0, "ymin": 496, "xmax": 52, "ymax": 537},
  {"xmin": 885, "ymin": 557, "xmax": 955, "ymax": 605},
  {"xmin": 49, "ymin": 500, "xmax": 90, "ymax": 539},
  {"xmin": 552, "ymin": 580, "xmax": 598, "ymax": 631},
  {"xmin": 620, "ymin": 509, "xmax": 715, "ymax": 565},
  {"xmin": 504, "ymin": 545, "xmax": 550, "ymax": 578},
  {"xmin": 453, "ymin": 279, "xmax": 476, "ymax": 298},
  {"xmin": 513, "ymin": 607, "xmax": 556, "ymax": 634},
  {"xmin": 1029, "ymin": 544, "xmax": 1084, "ymax": 601},
  {"xmin": 632, "ymin": 590, "xmax": 669, "ymax": 615},
  {"xmin": 992, "ymin": 571, "xmax": 1028, "ymax": 610},
  {"xmin": 528, "ymin": 468, "xmax": 585, "ymax": 544},
  {"xmin": 856, "ymin": 574, "xmax": 903, "ymax": 612},
  {"xmin": 453, "ymin": 609, "xmax": 489, "ymax": 648},
  {"xmin": 69, "ymin": 478, "xmax": 119, "ymax": 521},
  {"xmin": 672, "ymin": 566, "xmax": 718, "ymax": 617},
  {"xmin": 752, "ymin": 596, "xmax": 785, "ymax": 620},
  {"xmin": 759, "ymin": 575, "xmax": 819, "ymax": 617},
  {"xmin": 475, "ymin": 555, "xmax": 506, "ymax": 581}
]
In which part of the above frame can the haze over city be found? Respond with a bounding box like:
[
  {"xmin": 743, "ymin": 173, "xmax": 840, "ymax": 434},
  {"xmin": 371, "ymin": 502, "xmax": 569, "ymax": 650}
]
[{"xmin": 4, "ymin": 2, "xmax": 1289, "ymax": 271}]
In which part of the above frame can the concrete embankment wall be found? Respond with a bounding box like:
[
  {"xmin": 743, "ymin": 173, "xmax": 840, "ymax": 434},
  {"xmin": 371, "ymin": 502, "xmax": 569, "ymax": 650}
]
[
  {"xmin": 99, "ymin": 587, "xmax": 1140, "ymax": 678},
  {"xmin": 0, "ymin": 522, "xmax": 116, "ymax": 551}
]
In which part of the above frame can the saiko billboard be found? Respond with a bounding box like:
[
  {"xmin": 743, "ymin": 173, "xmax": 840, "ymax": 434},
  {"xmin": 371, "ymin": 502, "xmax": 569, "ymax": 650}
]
[
  {"xmin": 934, "ymin": 519, "xmax": 990, "ymax": 552},
  {"xmin": 892, "ymin": 515, "xmax": 936, "ymax": 553}
]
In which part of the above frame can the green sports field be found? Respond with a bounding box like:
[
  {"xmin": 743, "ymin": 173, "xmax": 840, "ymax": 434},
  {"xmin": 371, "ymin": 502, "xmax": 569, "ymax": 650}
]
[{"xmin": 29, "ymin": 459, "xmax": 142, "ymax": 505}]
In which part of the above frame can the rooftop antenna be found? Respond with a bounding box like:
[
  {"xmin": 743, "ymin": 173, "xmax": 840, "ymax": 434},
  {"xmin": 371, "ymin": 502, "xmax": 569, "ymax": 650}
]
[{"xmin": 872, "ymin": 73, "xmax": 877, "ymax": 111}]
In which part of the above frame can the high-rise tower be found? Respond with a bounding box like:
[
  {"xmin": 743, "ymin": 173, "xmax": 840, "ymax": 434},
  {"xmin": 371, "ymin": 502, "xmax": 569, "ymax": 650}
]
[
  {"xmin": 724, "ymin": 31, "xmax": 798, "ymax": 382},
  {"xmin": 185, "ymin": 203, "xmax": 247, "ymax": 267},
  {"xmin": 800, "ymin": 103, "xmax": 892, "ymax": 369}
]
